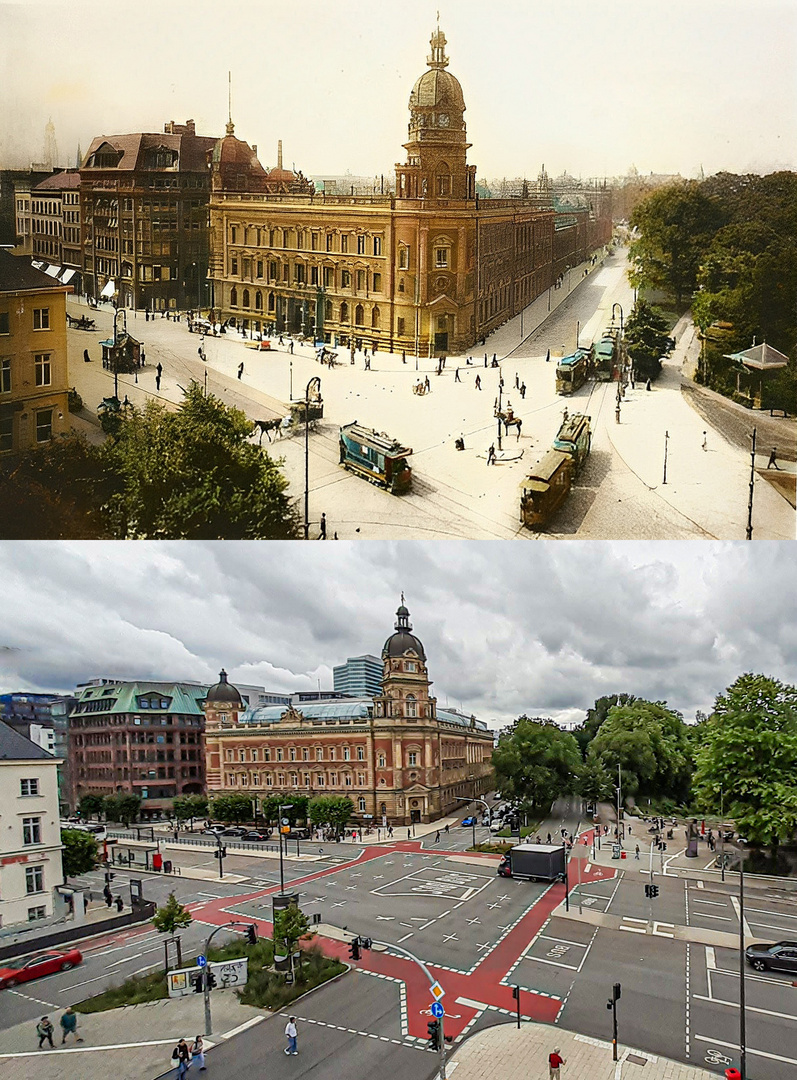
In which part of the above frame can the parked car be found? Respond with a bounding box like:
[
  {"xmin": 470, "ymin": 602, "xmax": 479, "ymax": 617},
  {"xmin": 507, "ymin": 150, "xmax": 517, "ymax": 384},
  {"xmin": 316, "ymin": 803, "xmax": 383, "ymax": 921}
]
[
  {"xmin": 242, "ymin": 830, "xmax": 272, "ymax": 842},
  {"xmin": 489, "ymin": 821, "xmax": 505, "ymax": 833},
  {"xmin": 0, "ymin": 948, "xmax": 83, "ymax": 990},
  {"xmin": 221, "ymin": 827, "xmax": 248, "ymax": 837},
  {"xmin": 285, "ymin": 827, "xmax": 311, "ymax": 840},
  {"xmin": 203, "ymin": 826, "xmax": 226, "ymax": 836},
  {"xmin": 461, "ymin": 816, "xmax": 476, "ymax": 827},
  {"xmin": 745, "ymin": 941, "xmax": 797, "ymax": 973}
]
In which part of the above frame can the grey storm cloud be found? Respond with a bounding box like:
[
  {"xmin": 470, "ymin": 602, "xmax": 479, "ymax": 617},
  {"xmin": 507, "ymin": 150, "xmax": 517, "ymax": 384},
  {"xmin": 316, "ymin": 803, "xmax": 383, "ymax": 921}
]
[{"xmin": 0, "ymin": 540, "xmax": 795, "ymax": 730}]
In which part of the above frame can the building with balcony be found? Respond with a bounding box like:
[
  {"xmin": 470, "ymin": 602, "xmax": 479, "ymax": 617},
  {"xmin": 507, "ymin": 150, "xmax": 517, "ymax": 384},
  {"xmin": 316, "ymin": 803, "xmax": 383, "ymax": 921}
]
[
  {"xmin": 0, "ymin": 720, "xmax": 63, "ymax": 929},
  {"xmin": 0, "ymin": 249, "xmax": 71, "ymax": 457},
  {"xmin": 80, "ymin": 119, "xmax": 217, "ymax": 311},
  {"xmin": 68, "ymin": 680, "xmax": 209, "ymax": 819},
  {"xmin": 204, "ymin": 602, "xmax": 494, "ymax": 826}
]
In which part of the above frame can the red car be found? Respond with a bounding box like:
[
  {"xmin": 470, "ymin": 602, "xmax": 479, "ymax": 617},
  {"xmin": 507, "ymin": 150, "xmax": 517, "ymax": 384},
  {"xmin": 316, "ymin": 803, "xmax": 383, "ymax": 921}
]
[{"xmin": 0, "ymin": 947, "xmax": 83, "ymax": 989}]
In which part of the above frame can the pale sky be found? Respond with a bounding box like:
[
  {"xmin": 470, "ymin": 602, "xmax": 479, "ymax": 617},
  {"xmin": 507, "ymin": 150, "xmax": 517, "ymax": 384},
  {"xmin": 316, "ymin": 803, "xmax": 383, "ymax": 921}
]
[
  {"xmin": 1, "ymin": 0, "xmax": 795, "ymax": 180},
  {"xmin": 1, "ymin": 541, "xmax": 795, "ymax": 730}
]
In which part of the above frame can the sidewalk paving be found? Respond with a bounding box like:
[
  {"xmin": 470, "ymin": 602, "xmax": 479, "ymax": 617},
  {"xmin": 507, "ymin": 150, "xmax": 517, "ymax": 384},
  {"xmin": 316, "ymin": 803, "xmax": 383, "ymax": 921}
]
[
  {"xmin": 0, "ymin": 995, "xmax": 265, "ymax": 1080},
  {"xmin": 449, "ymin": 1021, "xmax": 717, "ymax": 1080}
]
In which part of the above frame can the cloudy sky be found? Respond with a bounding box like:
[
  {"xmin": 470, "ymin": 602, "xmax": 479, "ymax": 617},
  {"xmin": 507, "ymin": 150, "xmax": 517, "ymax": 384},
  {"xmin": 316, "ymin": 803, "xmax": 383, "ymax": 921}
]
[
  {"xmin": 1, "ymin": 0, "xmax": 795, "ymax": 179},
  {"xmin": 1, "ymin": 541, "xmax": 794, "ymax": 729}
]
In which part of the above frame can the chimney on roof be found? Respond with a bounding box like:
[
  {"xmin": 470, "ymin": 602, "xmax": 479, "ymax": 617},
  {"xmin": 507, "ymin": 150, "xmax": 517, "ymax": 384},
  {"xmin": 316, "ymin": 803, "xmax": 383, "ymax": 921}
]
[
  {"xmin": 163, "ymin": 119, "xmax": 196, "ymax": 136},
  {"xmin": 252, "ymin": 144, "xmax": 257, "ymax": 155}
]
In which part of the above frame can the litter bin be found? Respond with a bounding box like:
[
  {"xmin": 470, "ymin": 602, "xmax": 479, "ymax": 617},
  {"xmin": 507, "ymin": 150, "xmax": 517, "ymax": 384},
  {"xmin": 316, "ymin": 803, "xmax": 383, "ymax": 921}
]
[
  {"xmin": 724, "ymin": 1069, "xmax": 741, "ymax": 1080},
  {"xmin": 152, "ymin": 852, "xmax": 163, "ymax": 872},
  {"xmin": 163, "ymin": 860, "xmax": 173, "ymax": 874}
]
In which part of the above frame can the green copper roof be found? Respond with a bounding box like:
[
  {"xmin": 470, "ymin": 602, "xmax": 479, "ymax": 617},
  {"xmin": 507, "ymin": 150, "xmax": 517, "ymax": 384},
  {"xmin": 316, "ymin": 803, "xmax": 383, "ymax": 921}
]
[{"xmin": 72, "ymin": 682, "xmax": 209, "ymax": 715}]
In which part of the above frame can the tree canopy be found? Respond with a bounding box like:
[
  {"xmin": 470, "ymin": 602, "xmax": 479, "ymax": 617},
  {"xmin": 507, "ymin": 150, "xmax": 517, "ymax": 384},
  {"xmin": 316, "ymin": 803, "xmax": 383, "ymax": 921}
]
[
  {"xmin": 210, "ymin": 793, "xmax": 254, "ymax": 824},
  {"xmin": 60, "ymin": 828, "xmax": 99, "ymax": 878},
  {"xmin": 693, "ymin": 673, "xmax": 797, "ymax": 854},
  {"xmin": 492, "ymin": 718, "xmax": 582, "ymax": 810},
  {"xmin": 152, "ymin": 892, "xmax": 193, "ymax": 937},
  {"xmin": 0, "ymin": 384, "xmax": 298, "ymax": 540},
  {"xmin": 172, "ymin": 794, "xmax": 208, "ymax": 826},
  {"xmin": 308, "ymin": 795, "xmax": 354, "ymax": 834},
  {"xmin": 623, "ymin": 300, "xmax": 670, "ymax": 381}
]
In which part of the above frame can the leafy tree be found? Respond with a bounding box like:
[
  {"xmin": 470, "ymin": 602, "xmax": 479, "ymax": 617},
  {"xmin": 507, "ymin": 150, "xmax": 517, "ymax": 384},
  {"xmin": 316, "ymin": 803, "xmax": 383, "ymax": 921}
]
[
  {"xmin": 308, "ymin": 795, "xmax": 354, "ymax": 835},
  {"xmin": 104, "ymin": 794, "xmax": 141, "ymax": 827},
  {"xmin": 573, "ymin": 694, "xmax": 637, "ymax": 757},
  {"xmin": 624, "ymin": 300, "xmax": 671, "ymax": 381},
  {"xmin": 578, "ymin": 754, "xmax": 614, "ymax": 804},
  {"xmin": 588, "ymin": 700, "xmax": 693, "ymax": 803},
  {"xmin": 172, "ymin": 794, "xmax": 208, "ymax": 828},
  {"xmin": 78, "ymin": 794, "xmax": 105, "ymax": 821},
  {"xmin": 491, "ymin": 718, "xmax": 582, "ymax": 811},
  {"xmin": 273, "ymin": 904, "xmax": 313, "ymax": 970},
  {"xmin": 102, "ymin": 385, "xmax": 298, "ymax": 539},
  {"xmin": 693, "ymin": 674, "xmax": 797, "ymax": 859},
  {"xmin": 151, "ymin": 892, "xmax": 193, "ymax": 970},
  {"xmin": 259, "ymin": 794, "xmax": 309, "ymax": 826},
  {"xmin": 210, "ymin": 793, "xmax": 254, "ymax": 824},
  {"xmin": 629, "ymin": 181, "xmax": 725, "ymax": 304},
  {"xmin": 61, "ymin": 828, "xmax": 99, "ymax": 878}
]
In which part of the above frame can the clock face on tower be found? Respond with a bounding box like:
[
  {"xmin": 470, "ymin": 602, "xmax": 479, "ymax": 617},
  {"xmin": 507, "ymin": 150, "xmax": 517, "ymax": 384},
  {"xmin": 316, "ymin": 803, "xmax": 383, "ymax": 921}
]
[{"xmin": 437, "ymin": 113, "xmax": 450, "ymax": 128}]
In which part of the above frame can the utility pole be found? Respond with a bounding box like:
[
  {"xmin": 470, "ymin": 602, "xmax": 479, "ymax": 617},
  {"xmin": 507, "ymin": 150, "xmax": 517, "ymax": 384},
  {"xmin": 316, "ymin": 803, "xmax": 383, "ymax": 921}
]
[
  {"xmin": 720, "ymin": 787, "xmax": 725, "ymax": 883},
  {"xmin": 662, "ymin": 430, "xmax": 669, "ymax": 484},
  {"xmin": 746, "ymin": 428, "xmax": 756, "ymax": 540},
  {"xmin": 616, "ymin": 764, "xmax": 622, "ymax": 841}
]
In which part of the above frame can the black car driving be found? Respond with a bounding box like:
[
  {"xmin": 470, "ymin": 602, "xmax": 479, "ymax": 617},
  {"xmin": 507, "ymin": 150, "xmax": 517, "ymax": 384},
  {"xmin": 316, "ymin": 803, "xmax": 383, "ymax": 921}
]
[{"xmin": 745, "ymin": 940, "xmax": 797, "ymax": 973}]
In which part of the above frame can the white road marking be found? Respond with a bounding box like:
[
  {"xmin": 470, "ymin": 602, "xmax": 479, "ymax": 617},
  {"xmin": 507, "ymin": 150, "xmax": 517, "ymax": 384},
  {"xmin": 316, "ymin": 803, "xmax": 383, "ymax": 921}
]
[
  {"xmin": 221, "ymin": 1016, "xmax": 264, "ymax": 1038},
  {"xmin": 691, "ymin": 898, "xmax": 727, "ymax": 907},
  {"xmin": 693, "ymin": 995, "xmax": 797, "ymax": 1023},
  {"xmin": 107, "ymin": 952, "xmax": 142, "ymax": 967},
  {"xmin": 397, "ymin": 933, "xmax": 414, "ymax": 943},
  {"xmin": 694, "ymin": 1033, "xmax": 797, "ymax": 1067},
  {"xmin": 730, "ymin": 895, "xmax": 751, "ymax": 939},
  {"xmin": 693, "ymin": 912, "xmax": 732, "ymax": 921},
  {"xmin": 705, "ymin": 946, "xmax": 716, "ymax": 971},
  {"xmin": 745, "ymin": 905, "xmax": 797, "ymax": 920},
  {"xmin": 539, "ymin": 935, "xmax": 590, "ymax": 948}
]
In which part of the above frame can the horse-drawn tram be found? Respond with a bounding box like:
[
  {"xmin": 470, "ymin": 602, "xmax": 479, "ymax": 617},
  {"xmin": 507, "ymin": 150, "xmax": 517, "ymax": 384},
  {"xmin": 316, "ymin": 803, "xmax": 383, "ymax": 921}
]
[
  {"xmin": 555, "ymin": 348, "xmax": 590, "ymax": 395},
  {"xmin": 339, "ymin": 423, "xmax": 413, "ymax": 494},
  {"xmin": 552, "ymin": 412, "xmax": 592, "ymax": 472},
  {"xmin": 519, "ymin": 449, "xmax": 572, "ymax": 529}
]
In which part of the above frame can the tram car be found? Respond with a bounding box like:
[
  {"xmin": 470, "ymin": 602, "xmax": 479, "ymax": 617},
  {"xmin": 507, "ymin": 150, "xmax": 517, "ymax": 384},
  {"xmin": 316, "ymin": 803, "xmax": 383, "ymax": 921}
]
[
  {"xmin": 593, "ymin": 336, "xmax": 616, "ymax": 381},
  {"xmin": 339, "ymin": 422, "xmax": 413, "ymax": 494},
  {"xmin": 555, "ymin": 348, "xmax": 590, "ymax": 395},
  {"xmin": 519, "ymin": 449, "xmax": 572, "ymax": 529},
  {"xmin": 552, "ymin": 412, "xmax": 592, "ymax": 473}
]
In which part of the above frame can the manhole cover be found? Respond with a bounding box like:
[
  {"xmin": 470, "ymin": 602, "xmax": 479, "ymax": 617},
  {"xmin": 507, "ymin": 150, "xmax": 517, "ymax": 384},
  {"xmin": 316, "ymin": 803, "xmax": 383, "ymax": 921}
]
[{"xmin": 627, "ymin": 1054, "xmax": 648, "ymax": 1065}]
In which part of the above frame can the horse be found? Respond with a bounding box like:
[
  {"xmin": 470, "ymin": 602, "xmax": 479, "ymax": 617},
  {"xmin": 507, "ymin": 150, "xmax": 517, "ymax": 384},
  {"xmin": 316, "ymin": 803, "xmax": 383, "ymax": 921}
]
[
  {"xmin": 496, "ymin": 409, "xmax": 522, "ymax": 439},
  {"xmin": 252, "ymin": 417, "xmax": 285, "ymax": 444}
]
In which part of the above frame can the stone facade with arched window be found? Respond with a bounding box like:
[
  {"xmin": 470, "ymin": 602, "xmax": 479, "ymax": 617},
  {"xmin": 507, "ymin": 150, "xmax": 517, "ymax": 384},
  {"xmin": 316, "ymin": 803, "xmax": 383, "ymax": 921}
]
[{"xmin": 203, "ymin": 601, "xmax": 493, "ymax": 826}]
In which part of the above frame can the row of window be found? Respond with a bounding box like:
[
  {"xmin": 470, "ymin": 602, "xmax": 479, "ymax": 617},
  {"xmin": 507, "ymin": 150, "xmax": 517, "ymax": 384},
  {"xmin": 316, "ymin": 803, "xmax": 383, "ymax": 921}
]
[
  {"xmin": 0, "ymin": 409, "xmax": 52, "ymax": 453},
  {"xmin": 225, "ymin": 770, "xmax": 368, "ymax": 788},
  {"xmin": 20, "ymin": 778, "xmax": 40, "ymax": 796},
  {"xmin": 225, "ymin": 744, "xmax": 367, "ymax": 763},
  {"xmin": 230, "ymin": 224, "xmax": 383, "ymax": 256},
  {"xmin": 0, "ymin": 308, "xmax": 49, "ymax": 335},
  {"xmin": 230, "ymin": 259, "xmax": 384, "ymax": 294},
  {"xmin": 0, "ymin": 353, "xmax": 52, "ymax": 394}
]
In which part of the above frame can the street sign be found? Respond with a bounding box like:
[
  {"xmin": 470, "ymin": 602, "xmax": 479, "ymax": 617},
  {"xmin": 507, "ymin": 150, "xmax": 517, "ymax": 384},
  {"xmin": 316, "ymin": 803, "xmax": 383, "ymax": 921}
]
[
  {"xmin": 197, "ymin": 955, "xmax": 207, "ymax": 967},
  {"xmin": 430, "ymin": 1002, "xmax": 444, "ymax": 1019},
  {"xmin": 430, "ymin": 981, "xmax": 445, "ymax": 1001}
]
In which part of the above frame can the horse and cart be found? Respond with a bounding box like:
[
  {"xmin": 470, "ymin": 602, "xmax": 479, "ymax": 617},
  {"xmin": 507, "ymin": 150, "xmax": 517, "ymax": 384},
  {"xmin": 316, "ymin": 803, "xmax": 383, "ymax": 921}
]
[
  {"xmin": 66, "ymin": 313, "xmax": 96, "ymax": 331},
  {"xmin": 252, "ymin": 377, "xmax": 324, "ymax": 444}
]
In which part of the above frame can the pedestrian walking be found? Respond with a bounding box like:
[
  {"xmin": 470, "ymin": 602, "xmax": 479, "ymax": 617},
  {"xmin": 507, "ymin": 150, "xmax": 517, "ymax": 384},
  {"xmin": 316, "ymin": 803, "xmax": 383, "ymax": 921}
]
[
  {"xmin": 455, "ymin": 367, "xmax": 461, "ymax": 382},
  {"xmin": 767, "ymin": 447, "xmax": 781, "ymax": 470},
  {"xmin": 191, "ymin": 1035, "xmax": 206, "ymax": 1070},
  {"xmin": 646, "ymin": 378, "xmax": 651, "ymax": 390},
  {"xmin": 37, "ymin": 1017, "xmax": 55, "ymax": 1049},
  {"xmin": 407, "ymin": 828, "xmax": 411, "ymax": 840},
  {"xmin": 702, "ymin": 431, "xmax": 707, "ymax": 451},
  {"xmin": 319, "ymin": 513, "xmax": 327, "ymax": 540},
  {"xmin": 487, "ymin": 443, "xmax": 496, "ymax": 466},
  {"xmin": 140, "ymin": 347, "xmax": 146, "ymax": 366},
  {"xmin": 545, "ymin": 348, "xmax": 551, "ymax": 362},
  {"xmin": 635, "ymin": 844, "xmax": 640, "ymax": 860},
  {"xmin": 435, "ymin": 830, "xmax": 440, "ymax": 843},
  {"xmin": 103, "ymin": 883, "xmax": 113, "ymax": 907},
  {"xmin": 83, "ymin": 348, "xmax": 91, "ymax": 363},
  {"xmin": 237, "ymin": 361, "xmax": 244, "ymax": 380},
  {"xmin": 548, "ymin": 1047, "xmax": 566, "ymax": 1079},
  {"xmin": 402, "ymin": 350, "xmax": 406, "ymax": 364},
  {"xmin": 547, "ymin": 833, "xmax": 552, "ymax": 844},
  {"xmin": 515, "ymin": 373, "xmax": 520, "ymax": 389},
  {"xmin": 289, "ymin": 340, "xmax": 294, "ymax": 354},
  {"xmin": 173, "ymin": 1037, "xmax": 191, "ymax": 1077},
  {"xmin": 364, "ymin": 355, "xmax": 371, "ymax": 370},
  {"xmin": 424, "ymin": 375, "xmax": 430, "ymax": 392},
  {"xmin": 284, "ymin": 1016, "xmax": 299, "ymax": 1055},
  {"xmin": 445, "ymin": 823, "xmax": 450, "ymax": 834},
  {"xmin": 520, "ymin": 382, "xmax": 526, "ymax": 399},
  {"xmin": 60, "ymin": 1007, "xmax": 83, "ymax": 1045},
  {"xmin": 475, "ymin": 374, "xmax": 481, "ymax": 390},
  {"xmin": 388, "ymin": 826, "xmax": 393, "ymax": 838}
]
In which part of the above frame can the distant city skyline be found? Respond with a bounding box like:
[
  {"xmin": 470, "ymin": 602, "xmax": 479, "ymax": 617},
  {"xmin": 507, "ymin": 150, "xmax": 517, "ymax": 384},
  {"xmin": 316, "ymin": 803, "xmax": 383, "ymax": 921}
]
[
  {"xmin": 2, "ymin": 0, "xmax": 794, "ymax": 180},
  {"xmin": 1, "ymin": 540, "xmax": 795, "ymax": 731}
]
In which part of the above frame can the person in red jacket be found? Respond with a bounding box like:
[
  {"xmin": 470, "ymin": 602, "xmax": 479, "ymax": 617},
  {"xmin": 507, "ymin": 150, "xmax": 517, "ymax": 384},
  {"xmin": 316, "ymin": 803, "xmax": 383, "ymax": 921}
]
[{"xmin": 549, "ymin": 1047, "xmax": 566, "ymax": 1079}]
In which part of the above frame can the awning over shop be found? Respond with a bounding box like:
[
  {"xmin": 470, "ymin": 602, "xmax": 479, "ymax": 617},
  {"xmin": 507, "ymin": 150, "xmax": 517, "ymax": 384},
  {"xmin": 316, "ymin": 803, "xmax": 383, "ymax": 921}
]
[
  {"xmin": 100, "ymin": 279, "xmax": 116, "ymax": 298},
  {"xmin": 60, "ymin": 268, "xmax": 77, "ymax": 284},
  {"xmin": 44, "ymin": 263, "xmax": 62, "ymax": 278}
]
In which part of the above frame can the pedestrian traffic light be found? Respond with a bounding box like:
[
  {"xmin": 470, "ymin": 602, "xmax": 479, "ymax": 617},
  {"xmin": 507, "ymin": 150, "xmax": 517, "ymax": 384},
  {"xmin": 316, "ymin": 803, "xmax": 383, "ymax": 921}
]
[
  {"xmin": 613, "ymin": 982, "xmax": 621, "ymax": 1002},
  {"xmin": 650, "ymin": 884, "xmax": 659, "ymax": 898},
  {"xmin": 427, "ymin": 1019, "xmax": 441, "ymax": 1051},
  {"xmin": 245, "ymin": 924, "xmax": 257, "ymax": 945},
  {"xmin": 348, "ymin": 937, "xmax": 361, "ymax": 961},
  {"xmin": 193, "ymin": 972, "xmax": 204, "ymax": 993},
  {"xmin": 104, "ymin": 871, "xmax": 115, "ymax": 883},
  {"xmin": 206, "ymin": 971, "xmax": 216, "ymax": 990},
  {"xmin": 511, "ymin": 985, "xmax": 520, "ymax": 1001}
]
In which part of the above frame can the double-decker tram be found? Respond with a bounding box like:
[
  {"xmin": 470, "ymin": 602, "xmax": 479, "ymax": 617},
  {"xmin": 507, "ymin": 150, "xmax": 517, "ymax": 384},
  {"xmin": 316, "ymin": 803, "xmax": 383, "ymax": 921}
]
[{"xmin": 339, "ymin": 422, "xmax": 413, "ymax": 494}]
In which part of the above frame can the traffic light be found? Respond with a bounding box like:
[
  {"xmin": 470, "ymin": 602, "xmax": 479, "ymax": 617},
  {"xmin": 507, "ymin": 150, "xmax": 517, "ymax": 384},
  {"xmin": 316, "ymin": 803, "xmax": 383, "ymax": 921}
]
[
  {"xmin": 104, "ymin": 871, "xmax": 115, "ymax": 883},
  {"xmin": 348, "ymin": 937, "xmax": 361, "ymax": 961},
  {"xmin": 613, "ymin": 982, "xmax": 621, "ymax": 1001},
  {"xmin": 193, "ymin": 972, "xmax": 204, "ymax": 993},
  {"xmin": 427, "ymin": 1019, "xmax": 441, "ymax": 1051},
  {"xmin": 214, "ymin": 848, "xmax": 227, "ymax": 859},
  {"xmin": 511, "ymin": 985, "xmax": 520, "ymax": 1001},
  {"xmin": 206, "ymin": 970, "xmax": 217, "ymax": 990},
  {"xmin": 361, "ymin": 937, "xmax": 372, "ymax": 950},
  {"xmin": 245, "ymin": 924, "xmax": 257, "ymax": 945},
  {"xmin": 644, "ymin": 884, "xmax": 660, "ymax": 899}
]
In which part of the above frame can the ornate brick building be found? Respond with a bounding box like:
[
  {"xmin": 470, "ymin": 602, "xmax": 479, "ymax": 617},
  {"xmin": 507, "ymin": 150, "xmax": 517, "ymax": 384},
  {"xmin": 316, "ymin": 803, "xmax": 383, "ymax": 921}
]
[
  {"xmin": 204, "ymin": 602, "xmax": 494, "ymax": 826},
  {"xmin": 207, "ymin": 27, "xmax": 611, "ymax": 354}
]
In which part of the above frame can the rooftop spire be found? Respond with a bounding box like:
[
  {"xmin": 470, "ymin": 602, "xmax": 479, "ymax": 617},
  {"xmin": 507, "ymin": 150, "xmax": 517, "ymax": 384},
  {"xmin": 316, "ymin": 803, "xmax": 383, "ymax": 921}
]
[
  {"xmin": 226, "ymin": 71, "xmax": 234, "ymax": 136},
  {"xmin": 427, "ymin": 23, "xmax": 449, "ymax": 69}
]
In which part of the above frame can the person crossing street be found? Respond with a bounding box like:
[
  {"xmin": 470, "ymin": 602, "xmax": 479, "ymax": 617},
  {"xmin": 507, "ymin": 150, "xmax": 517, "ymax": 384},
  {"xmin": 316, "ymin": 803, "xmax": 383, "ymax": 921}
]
[{"xmin": 284, "ymin": 1016, "xmax": 299, "ymax": 1055}]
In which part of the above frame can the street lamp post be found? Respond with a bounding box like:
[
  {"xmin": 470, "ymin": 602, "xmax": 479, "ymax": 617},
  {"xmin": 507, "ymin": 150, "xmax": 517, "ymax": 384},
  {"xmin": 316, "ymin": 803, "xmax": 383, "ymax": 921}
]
[
  {"xmin": 663, "ymin": 430, "xmax": 669, "ymax": 484},
  {"xmin": 720, "ymin": 787, "xmax": 725, "ymax": 883},
  {"xmin": 278, "ymin": 802, "xmax": 294, "ymax": 895},
  {"xmin": 746, "ymin": 428, "xmax": 756, "ymax": 540},
  {"xmin": 455, "ymin": 796, "xmax": 491, "ymax": 849},
  {"xmin": 738, "ymin": 838, "xmax": 748, "ymax": 1080}
]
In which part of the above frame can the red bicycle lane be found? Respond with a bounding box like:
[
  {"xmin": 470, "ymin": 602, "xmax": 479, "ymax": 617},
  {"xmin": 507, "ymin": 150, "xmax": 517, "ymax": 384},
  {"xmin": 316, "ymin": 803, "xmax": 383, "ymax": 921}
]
[{"xmin": 193, "ymin": 841, "xmax": 616, "ymax": 1040}]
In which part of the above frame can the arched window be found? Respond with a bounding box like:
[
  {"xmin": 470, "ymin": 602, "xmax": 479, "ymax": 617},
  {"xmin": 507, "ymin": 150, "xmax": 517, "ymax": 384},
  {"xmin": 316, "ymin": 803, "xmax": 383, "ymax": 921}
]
[
  {"xmin": 371, "ymin": 306, "xmax": 380, "ymax": 329},
  {"xmin": 339, "ymin": 301, "xmax": 348, "ymax": 322},
  {"xmin": 406, "ymin": 694, "xmax": 417, "ymax": 718},
  {"xmin": 255, "ymin": 291, "xmax": 263, "ymax": 310},
  {"xmin": 242, "ymin": 289, "xmax": 250, "ymax": 308},
  {"xmin": 380, "ymin": 802, "xmax": 387, "ymax": 817},
  {"xmin": 268, "ymin": 292, "xmax": 275, "ymax": 311},
  {"xmin": 326, "ymin": 299, "xmax": 333, "ymax": 318},
  {"xmin": 436, "ymin": 166, "xmax": 451, "ymax": 197},
  {"xmin": 354, "ymin": 304, "xmax": 364, "ymax": 326},
  {"xmin": 230, "ymin": 287, "xmax": 238, "ymax": 307}
]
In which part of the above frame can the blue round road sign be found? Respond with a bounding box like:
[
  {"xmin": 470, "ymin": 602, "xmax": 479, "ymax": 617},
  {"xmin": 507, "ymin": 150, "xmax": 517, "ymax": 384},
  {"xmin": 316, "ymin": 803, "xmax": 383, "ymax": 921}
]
[
  {"xmin": 431, "ymin": 1002, "xmax": 444, "ymax": 1019},
  {"xmin": 197, "ymin": 955, "xmax": 207, "ymax": 967}
]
